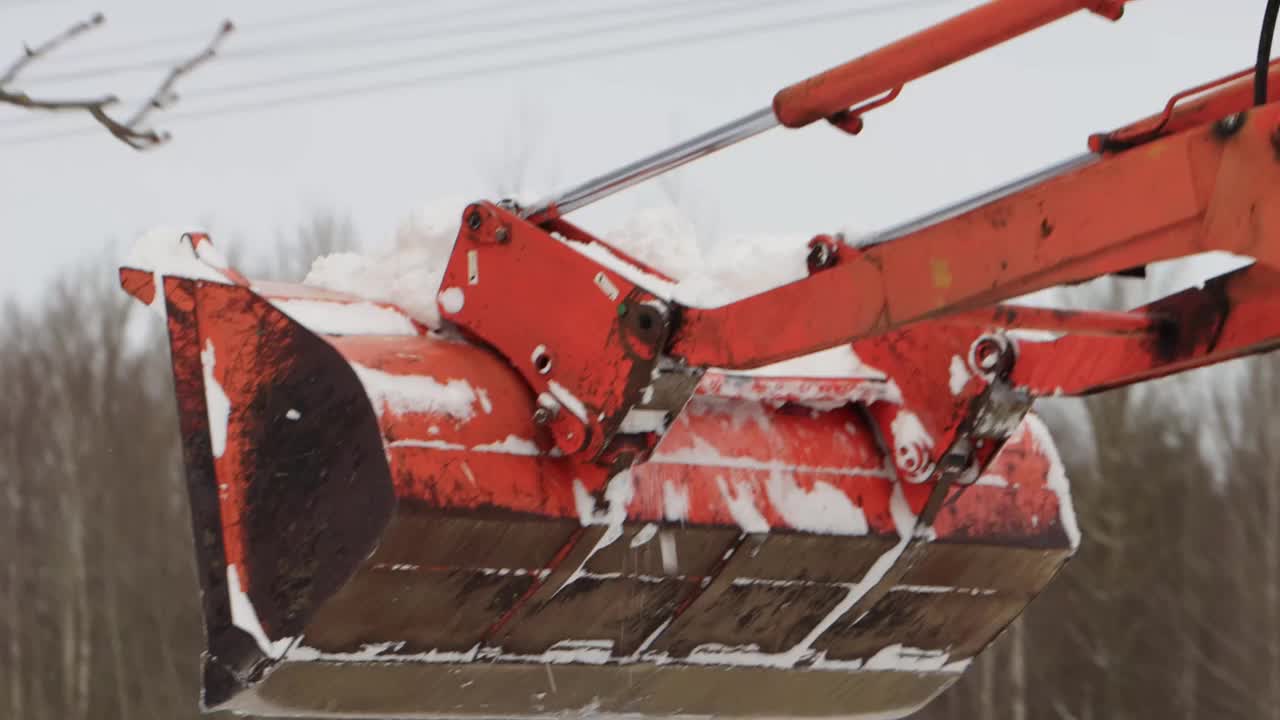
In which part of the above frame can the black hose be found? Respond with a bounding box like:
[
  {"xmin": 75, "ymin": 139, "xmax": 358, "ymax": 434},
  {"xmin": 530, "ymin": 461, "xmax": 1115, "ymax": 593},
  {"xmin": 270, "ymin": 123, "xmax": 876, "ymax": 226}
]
[{"xmin": 1258, "ymin": 0, "xmax": 1280, "ymax": 105}]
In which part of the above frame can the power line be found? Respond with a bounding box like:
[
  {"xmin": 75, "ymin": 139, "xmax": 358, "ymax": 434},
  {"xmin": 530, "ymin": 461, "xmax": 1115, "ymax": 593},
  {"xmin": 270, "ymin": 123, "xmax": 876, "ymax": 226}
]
[
  {"xmin": 0, "ymin": 0, "xmax": 783, "ymax": 131},
  {"xmin": 1, "ymin": 0, "xmax": 960, "ymax": 148},
  {"xmin": 24, "ymin": 0, "xmax": 501, "ymax": 64},
  {"xmin": 21, "ymin": 0, "xmax": 762, "ymax": 86},
  {"xmin": 187, "ymin": 0, "xmax": 805, "ymax": 100}
]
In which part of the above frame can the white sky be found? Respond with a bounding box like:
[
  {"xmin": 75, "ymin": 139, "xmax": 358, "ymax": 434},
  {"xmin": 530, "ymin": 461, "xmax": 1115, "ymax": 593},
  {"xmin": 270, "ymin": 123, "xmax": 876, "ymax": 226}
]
[{"xmin": 0, "ymin": 0, "xmax": 1268, "ymax": 303}]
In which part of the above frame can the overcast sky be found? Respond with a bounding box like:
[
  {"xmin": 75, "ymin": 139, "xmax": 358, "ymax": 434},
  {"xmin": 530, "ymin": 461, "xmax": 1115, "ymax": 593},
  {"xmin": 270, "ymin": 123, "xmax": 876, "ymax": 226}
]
[{"xmin": 0, "ymin": 0, "xmax": 1268, "ymax": 303}]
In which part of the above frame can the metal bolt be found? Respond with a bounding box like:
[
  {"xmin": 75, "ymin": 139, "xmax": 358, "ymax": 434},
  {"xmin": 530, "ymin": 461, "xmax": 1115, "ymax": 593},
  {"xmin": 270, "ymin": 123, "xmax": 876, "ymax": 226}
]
[
  {"xmin": 467, "ymin": 210, "xmax": 484, "ymax": 230},
  {"xmin": 533, "ymin": 392, "xmax": 561, "ymax": 425},
  {"xmin": 1214, "ymin": 112, "xmax": 1246, "ymax": 139},
  {"xmin": 806, "ymin": 238, "xmax": 838, "ymax": 272},
  {"xmin": 494, "ymin": 226, "xmax": 510, "ymax": 243},
  {"xmin": 809, "ymin": 243, "xmax": 832, "ymax": 267}
]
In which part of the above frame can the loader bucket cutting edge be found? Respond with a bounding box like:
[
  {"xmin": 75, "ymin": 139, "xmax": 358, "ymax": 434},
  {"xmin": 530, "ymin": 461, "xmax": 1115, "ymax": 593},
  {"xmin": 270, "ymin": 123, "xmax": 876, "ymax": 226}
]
[{"xmin": 120, "ymin": 264, "xmax": 1077, "ymax": 720}]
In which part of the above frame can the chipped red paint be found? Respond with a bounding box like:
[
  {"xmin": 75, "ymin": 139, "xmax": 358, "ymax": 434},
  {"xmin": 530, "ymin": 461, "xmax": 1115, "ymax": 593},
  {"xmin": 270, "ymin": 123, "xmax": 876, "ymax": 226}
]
[
  {"xmin": 662, "ymin": 102, "xmax": 1280, "ymax": 377},
  {"xmin": 123, "ymin": 266, "xmax": 1072, "ymax": 632},
  {"xmin": 932, "ymin": 421, "xmax": 1072, "ymax": 548},
  {"xmin": 438, "ymin": 202, "xmax": 670, "ymax": 458}
]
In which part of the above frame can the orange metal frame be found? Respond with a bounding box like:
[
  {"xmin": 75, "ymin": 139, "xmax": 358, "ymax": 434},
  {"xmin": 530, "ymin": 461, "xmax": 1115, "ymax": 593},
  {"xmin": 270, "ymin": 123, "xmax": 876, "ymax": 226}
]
[
  {"xmin": 772, "ymin": 0, "xmax": 1127, "ymax": 128},
  {"xmin": 438, "ymin": 0, "xmax": 1280, "ymax": 493},
  {"xmin": 671, "ymin": 95, "xmax": 1280, "ymax": 368}
]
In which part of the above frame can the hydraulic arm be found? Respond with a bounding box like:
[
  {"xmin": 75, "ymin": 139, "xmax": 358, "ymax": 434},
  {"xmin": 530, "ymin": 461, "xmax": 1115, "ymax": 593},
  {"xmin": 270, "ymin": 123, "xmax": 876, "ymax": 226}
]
[{"xmin": 113, "ymin": 1, "xmax": 1280, "ymax": 717}]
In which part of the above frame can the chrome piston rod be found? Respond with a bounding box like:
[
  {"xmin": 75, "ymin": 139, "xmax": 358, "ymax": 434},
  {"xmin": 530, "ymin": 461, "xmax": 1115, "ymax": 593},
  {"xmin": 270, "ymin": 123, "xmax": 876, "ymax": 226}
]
[
  {"xmin": 523, "ymin": 107, "xmax": 778, "ymax": 219},
  {"xmin": 521, "ymin": 0, "xmax": 1118, "ymax": 221}
]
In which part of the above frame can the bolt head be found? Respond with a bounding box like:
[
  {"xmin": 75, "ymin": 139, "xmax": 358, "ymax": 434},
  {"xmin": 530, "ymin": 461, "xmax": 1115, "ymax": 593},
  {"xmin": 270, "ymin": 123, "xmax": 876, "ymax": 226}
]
[
  {"xmin": 1214, "ymin": 112, "xmax": 1246, "ymax": 138},
  {"xmin": 805, "ymin": 238, "xmax": 838, "ymax": 273}
]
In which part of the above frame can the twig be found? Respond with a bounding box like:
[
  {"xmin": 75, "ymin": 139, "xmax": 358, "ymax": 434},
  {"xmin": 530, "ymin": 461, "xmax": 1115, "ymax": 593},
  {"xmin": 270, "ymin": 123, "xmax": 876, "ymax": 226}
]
[
  {"xmin": 0, "ymin": 15, "xmax": 234, "ymax": 150},
  {"xmin": 0, "ymin": 13, "xmax": 104, "ymax": 87},
  {"xmin": 124, "ymin": 20, "xmax": 233, "ymax": 140}
]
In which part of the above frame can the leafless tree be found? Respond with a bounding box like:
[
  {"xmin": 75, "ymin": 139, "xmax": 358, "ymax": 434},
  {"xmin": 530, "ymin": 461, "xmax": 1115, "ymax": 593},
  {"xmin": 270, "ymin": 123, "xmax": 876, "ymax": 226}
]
[
  {"xmin": 270, "ymin": 209, "xmax": 359, "ymax": 281},
  {"xmin": 0, "ymin": 13, "xmax": 233, "ymax": 149}
]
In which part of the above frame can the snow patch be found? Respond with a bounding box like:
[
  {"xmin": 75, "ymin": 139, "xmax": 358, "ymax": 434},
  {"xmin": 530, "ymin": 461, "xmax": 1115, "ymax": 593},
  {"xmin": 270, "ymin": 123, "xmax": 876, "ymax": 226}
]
[
  {"xmin": 559, "ymin": 238, "xmax": 677, "ymax": 300},
  {"xmin": 438, "ymin": 287, "xmax": 465, "ymax": 314},
  {"xmin": 561, "ymin": 472, "xmax": 636, "ymax": 595},
  {"xmin": 653, "ymin": 432, "xmax": 891, "ymax": 478},
  {"xmin": 387, "ymin": 439, "xmax": 466, "ymax": 451},
  {"xmin": 659, "ymin": 531, "xmax": 678, "ymax": 575},
  {"xmin": 548, "ymin": 380, "xmax": 588, "ymax": 422},
  {"xmin": 471, "ymin": 434, "xmax": 540, "ymax": 456},
  {"xmin": 226, "ymin": 564, "xmax": 295, "ymax": 659},
  {"xmin": 200, "ymin": 340, "xmax": 230, "ymax": 459},
  {"xmin": 304, "ymin": 196, "xmax": 466, "ymax": 329},
  {"xmin": 602, "ymin": 206, "xmax": 702, "ymax": 278},
  {"xmin": 764, "ymin": 468, "xmax": 868, "ymax": 535},
  {"xmin": 948, "ymin": 355, "xmax": 972, "ymax": 396},
  {"xmin": 270, "ymin": 299, "xmax": 418, "ymax": 336},
  {"xmin": 126, "ymin": 226, "xmax": 231, "ymax": 317},
  {"xmin": 975, "ymin": 474, "xmax": 1008, "ymax": 488},
  {"xmin": 539, "ymin": 639, "xmax": 614, "ymax": 665},
  {"xmin": 662, "ymin": 481, "xmax": 690, "ymax": 522},
  {"xmin": 289, "ymin": 643, "xmax": 480, "ymax": 664},
  {"xmin": 286, "ymin": 641, "xmax": 404, "ymax": 662},
  {"xmin": 863, "ymin": 644, "xmax": 970, "ymax": 673},
  {"xmin": 740, "ymin": 345, "xmax": 887, "ymax": 380},
  {"xmin": 893, "ymin": 584, "xmax": 996, "ymax": 596},
  {"xmin": 352, "ymin": 363, "xmax": 485, "ymax": 421},
  {"xmin": 716, "ymin": 477, "xmax": 770, "ymax": 534},
  {"xmin": 630, "ymin": 523, "xmax": 658, "ymax": 548}
]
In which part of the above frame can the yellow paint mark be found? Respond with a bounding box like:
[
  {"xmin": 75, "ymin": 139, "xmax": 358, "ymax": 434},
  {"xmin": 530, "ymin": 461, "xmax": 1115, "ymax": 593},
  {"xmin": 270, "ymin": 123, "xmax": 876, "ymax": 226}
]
[{"xmin": 930, "ymin": 258, "xmax": 952, "ymax": 289}]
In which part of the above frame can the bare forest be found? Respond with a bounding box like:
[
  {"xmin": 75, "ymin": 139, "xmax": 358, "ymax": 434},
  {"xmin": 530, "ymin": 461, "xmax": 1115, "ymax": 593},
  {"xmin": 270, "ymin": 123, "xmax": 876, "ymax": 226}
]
[{"xmin": 2, "ymin": 213, "xmax": 1278, "ymax": 720}]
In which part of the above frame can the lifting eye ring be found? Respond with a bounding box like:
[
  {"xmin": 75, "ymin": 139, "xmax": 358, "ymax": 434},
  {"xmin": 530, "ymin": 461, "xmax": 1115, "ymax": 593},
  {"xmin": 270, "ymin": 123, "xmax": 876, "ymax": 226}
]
[{"xmin": 968, "ymin": 334, "xmax": 1015, "ymax": 379}]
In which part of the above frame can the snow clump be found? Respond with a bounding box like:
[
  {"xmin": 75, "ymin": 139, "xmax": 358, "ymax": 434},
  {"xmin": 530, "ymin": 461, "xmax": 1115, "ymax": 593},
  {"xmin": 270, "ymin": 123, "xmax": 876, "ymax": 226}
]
[{"xmin": 303, "ymin": 198, "xmax": 824, "ymax": 330}]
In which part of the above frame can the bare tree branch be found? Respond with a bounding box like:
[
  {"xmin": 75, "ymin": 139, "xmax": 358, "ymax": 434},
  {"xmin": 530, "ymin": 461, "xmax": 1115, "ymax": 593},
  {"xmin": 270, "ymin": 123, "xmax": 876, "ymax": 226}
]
[
  {"xmin": 123, "ymin": 20, "xmax": 233, "ymax": 133},
  {"xmin": 0, "ymin": 14, "xmax": 234, "ymax": 150},
  {"xmin": 0, "ymin": 13, "xmax": 104, "ymax": 87}
]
